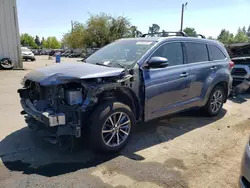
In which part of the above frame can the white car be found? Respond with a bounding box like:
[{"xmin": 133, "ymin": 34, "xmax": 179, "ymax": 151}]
[{"xmin": 21, "ymin": 47, "xmax": 35, "ymax": 61}]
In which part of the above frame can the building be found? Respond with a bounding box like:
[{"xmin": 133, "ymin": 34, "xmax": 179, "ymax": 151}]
[{"xmin": 0, "ymin": 0, "xmax": 22, "ymax": 69}]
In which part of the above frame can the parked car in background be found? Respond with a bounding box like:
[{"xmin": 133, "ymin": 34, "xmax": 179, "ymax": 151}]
[
  {"xmin": 227, "ymin": 43, "xmax": 250, "ymax": 95},
  {"xmin": 228, "ymin": 43, "xmax": 250, "ymax": 87},
  {"xmin": 21, "ymin": 47, "xmax": 36, "ymax": 61},
  {"xmin": 231, "ymin": 57, "xmax": 250, "ymax": 86},
  {"xmin": 239, "ymin": 138, "xmax": 250, "ymax": 188},
  {"xmin": 18, "ymin": 32, "xmax": 232, "ymax": 152},
  {"xmin": 68, "ymin": 49, "xmax": 83, "ymax": 58}
]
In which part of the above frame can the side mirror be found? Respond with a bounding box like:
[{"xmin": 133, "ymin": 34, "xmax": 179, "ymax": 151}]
[{"xmin": 147, "ymin": 56, "xmax": 169, "ymax": 68}]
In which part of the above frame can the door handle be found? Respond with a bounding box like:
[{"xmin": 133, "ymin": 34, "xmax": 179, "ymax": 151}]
[
  {"xmin": 210, "ymin": 66, "xmax": 217, "ymax": 70},
  {"xmin": 180, "ymin": 72, "xmax": 189, "ymax": 77}
]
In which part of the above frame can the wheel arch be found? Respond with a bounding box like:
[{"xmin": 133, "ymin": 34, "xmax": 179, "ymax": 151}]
[
  {"xmin": 204, "ymin": 81, "xmax": 229, "ymax": 104},
  {"xmin": 97, "ymin": 87, "xmax": 141, "ymax": 121}
]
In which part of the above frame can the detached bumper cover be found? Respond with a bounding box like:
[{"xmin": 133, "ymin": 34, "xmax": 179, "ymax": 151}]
[{"xmin": 20, "ymin": 98, "xmax": 65, "ymax": 127}]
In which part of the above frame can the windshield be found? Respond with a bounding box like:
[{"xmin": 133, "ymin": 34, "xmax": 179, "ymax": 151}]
[
  {"xmin": 21, "ymin": 47, "xmax": 31, "ymax": 53},
  {"xmin": 85, "ymin": 39, "xmax": 156, "ymax": 67}
]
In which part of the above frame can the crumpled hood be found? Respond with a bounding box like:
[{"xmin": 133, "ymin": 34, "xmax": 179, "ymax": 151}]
[{"xmin": 24, "ymin": 63, "xmax": 124, "ymax": 86}]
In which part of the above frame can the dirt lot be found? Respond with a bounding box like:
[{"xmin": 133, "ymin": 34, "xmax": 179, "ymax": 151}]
[{"xmin": 0, "ymin": 56, "xmax": 250, "ymax": 188}]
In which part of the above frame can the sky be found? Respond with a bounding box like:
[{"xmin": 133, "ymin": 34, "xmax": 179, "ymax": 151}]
[{"xmin": 17, "ymin": 0, "xmax": 250, "ymax": 40}]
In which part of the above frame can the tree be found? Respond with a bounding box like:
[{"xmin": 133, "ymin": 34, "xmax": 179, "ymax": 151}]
[
  {"xmin": 148, "ymin": 24, "xmax": 160, "ymax": 34},
  {"xmin": 234, "ymin": 27, "xmax": 249, "ymax": 43},
  {"xmin": 35, "ymin": 35, "xmax": 41, "ymax": 47},
  {"xmin": 108, "ymin": 16, "xmax": 132, "ymax": 41},
  {"xmin": 242, "ymin": 26, "xmax": 247, "ymax": 35},
  {"xmin": 62, "ymin": 21, "xmax": 85, "ymax": 49},
  {"xmin": 217, "ymin": 29, "xmax": 235, "ymax": 45},
  {"xmin": 84, "ymin": 13, "xmax": 112, "ymax": 47},
  {"xmin": 42, "ymin": 37, "xmax": 61, "ymax": 49},
  {"xmin": 247, "ymin": 25, "xmax": 250, "ymax": 37},
  {"xmin": 84, "ymin": 13, "xmax": 132, "ymax": 48},
  {"xmin": 20, "ymin": 33, "xmax": 38, "ymax": 49},
  {"xmin": 129, "ymin": 26, "xmax": 142, "ymax": 37},
  {"xmin": 183, "ymin": 27, "xmax": 197, "ymax": 36}
]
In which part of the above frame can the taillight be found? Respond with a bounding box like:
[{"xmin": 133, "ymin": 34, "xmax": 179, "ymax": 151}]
[{"xmin": 229, "ymin": 60, "xmax": 234, "ymax": 70}]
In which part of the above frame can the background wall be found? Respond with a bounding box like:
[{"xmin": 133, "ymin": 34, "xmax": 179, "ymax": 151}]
[{"xmin": 0, "ymin": 0, "xmax": 22, "ymax": 69}]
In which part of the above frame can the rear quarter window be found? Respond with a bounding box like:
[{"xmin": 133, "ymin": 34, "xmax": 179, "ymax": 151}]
[
  {"xmin": 185, "ymin": 43, "xmax": 209, "ymax": 63},
  {"xmin": 209, "ymin": 45, "xmax": 226, "ymax": 60}
]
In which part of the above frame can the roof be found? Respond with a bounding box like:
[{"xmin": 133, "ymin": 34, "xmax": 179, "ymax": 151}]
[{"xmin": 120, "ymin": 36, "xmax": 219, "ymax": 44}]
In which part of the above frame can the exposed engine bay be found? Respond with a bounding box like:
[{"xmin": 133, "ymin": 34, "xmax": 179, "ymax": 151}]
[{"xmin": 18, "ymin": 67, "xmax": 140, "ymax": 142}]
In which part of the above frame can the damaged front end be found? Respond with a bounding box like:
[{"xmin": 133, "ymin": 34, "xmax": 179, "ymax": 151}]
[{"xmin": 18, "ymin": 67, "xmax": 138, "ymax": 144}]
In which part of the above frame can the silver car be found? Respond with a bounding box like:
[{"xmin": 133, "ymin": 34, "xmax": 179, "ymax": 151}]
[{"xmin": 240, "ymin": 138, "xmax": 250, "ymax": 187}]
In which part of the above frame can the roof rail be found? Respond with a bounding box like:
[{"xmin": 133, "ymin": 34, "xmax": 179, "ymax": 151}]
[
  {"xmin": 141, "ymin": 31, "xmax": 188, "ymax": 38},
  {"xmin": 196, "ymin": 34, "xmax": 206, "ymax": 39}
]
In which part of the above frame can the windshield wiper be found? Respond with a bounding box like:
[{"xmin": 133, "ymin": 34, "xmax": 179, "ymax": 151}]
[
  {"xmin": 110, "ymin": 60, "xmax": 125, "ymax": 68},
  {"xmin": 95, "ymin": 62, "xmax": 110, "ymax": 67}
]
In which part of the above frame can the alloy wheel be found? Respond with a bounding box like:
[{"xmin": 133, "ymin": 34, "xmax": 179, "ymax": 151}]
[
  {"xmin": 101, "ymin": 112, "xmax": 131, "ymax": 147},
  {"xmin": 210, "ymin": 90, "xmax": 223, "ymax": 113}
]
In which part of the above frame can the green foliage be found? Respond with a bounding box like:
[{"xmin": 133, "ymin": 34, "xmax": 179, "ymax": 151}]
[
  {"xmin": 183, "ymin": 27, "xmax": 197, "ymax": 36},
  {"xmin": 217, "ymin": 29, "xmax": 235, "ymax": 45},
  {"xmin": 234, "ymin": 27, "xmax": 249, "ymax": 43},
  {"xmin": 20, "ymin": 33, "xmax": 38, "ymax": 49},
  {"xmin": 247, "ymin": 25, "xmax": 250, "ymax": 37},
  {"xmin": 217, "ymin": 27, "xmax": 249, "ymax": 44},
  {"xmin": 42, "ymin": 37, "xmax": 61, "ymax": 49},
  {"xmin": 130, "ymin": 26, "xmax": 142, "ymax": 37},
  {"xmin": 242, "ymin": 26, "xmax": 247, "ymax": 35},
  {"xmin": 35, "ymin": 35, "xmax": 41, "ymax": 46},
  {"xmin": 62, "ymin": 22, "xmax": 85, "ymax": 49},
  {"xmin": 148, "ymin": 24, "xmax": 160, "ymax": 34},
  {"xmin": 62, "ymin": 13, "xmax": 134, "ymax": 48}
]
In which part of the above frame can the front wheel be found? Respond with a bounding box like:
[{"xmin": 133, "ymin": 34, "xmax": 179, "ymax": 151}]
[
  {"xmin": 89, "ymin": 101, "xmax": 135, "ymax": 153},
  {"xmin": 204, "ymin": 86, "xmax": 225, "ymax": 116}
]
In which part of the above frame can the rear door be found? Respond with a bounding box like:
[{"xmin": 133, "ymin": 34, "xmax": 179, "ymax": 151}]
[
  {"xmin": 143, "ymin": 42, "xmax": 191, "ymax": 121},
  {"xmin": 184, "ymin": 42, "xmax": 214, "ymax": 107}
]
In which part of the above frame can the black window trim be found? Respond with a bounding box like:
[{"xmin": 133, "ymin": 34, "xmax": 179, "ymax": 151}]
[
  {"xmin": 142, "ymin": 41, "xmax": 185, "ymax": 68},
  {"xmin": 208, "ymin": 45, "xmax": 227, "ymax": 61},
  {"xmin": 183, "ymin": 41, "xmax": 211, "ymax": 64}
]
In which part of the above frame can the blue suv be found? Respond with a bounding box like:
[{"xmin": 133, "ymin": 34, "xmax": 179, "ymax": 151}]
[{"xmin": 18, "ymin": 32, "xmax": 233, "ymax": 152}]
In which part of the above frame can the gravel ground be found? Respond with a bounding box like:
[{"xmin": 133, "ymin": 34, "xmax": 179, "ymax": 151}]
[{"xmin": 0, "ymin": 56, "xmax": 250, "ymax": 188}]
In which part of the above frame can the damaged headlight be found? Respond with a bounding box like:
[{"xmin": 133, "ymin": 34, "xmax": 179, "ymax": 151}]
[{"xmin": 20, "ymin": 77, "xmax": 27, "ymax": 86}]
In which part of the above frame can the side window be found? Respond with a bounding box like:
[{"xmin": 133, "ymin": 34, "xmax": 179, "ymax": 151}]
[
  {"xmin": 151, "ymin": 42, "xmax": 183, "ymax": 66},
  {"xmin": 185, "ymin": 43, "xmax": 209, "ymax": 63},
  {"xmin": 209, "ymin": 45, "xmax": 226, "ymax": 60}
]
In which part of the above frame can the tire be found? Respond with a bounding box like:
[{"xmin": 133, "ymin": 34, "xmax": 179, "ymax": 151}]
[
  {"xmin": 88, "ymin": 101, "xmax": 135, "ymax": 153},
  {"xmin": 204, "ymin": 86, "xmax": 225, "ymax": 116},
  {"xmin": 31, "ymin": 58, "xmax": 36, "ymax": 62},
  {"xmin": 0, "ymin": 58, "xmax": 14, "ymax": 70}
]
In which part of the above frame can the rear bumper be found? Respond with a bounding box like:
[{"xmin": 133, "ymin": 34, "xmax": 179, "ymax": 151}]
[{"xmin": 22, "ymin": 55, "xmax": 35, "ymax": 60}]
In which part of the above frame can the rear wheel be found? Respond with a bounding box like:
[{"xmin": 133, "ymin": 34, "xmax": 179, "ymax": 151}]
[
  {"xmin": 0, "ymin": 58, "xmax": 14, "ymax": 69},
  {"xmin": 204, "ymin": 86, "xmax": 225, "ymax": 116},
  {"xmin": 89, "ymin": 101, "xmax": 135, "ymax": 153}
]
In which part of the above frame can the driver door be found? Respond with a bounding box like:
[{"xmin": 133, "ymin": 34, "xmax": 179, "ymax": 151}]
[{"xmin": 142, "ymin": 42, "xmax": 191, "ymax": 121}]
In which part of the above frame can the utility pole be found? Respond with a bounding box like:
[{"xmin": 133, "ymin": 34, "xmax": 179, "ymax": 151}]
[
  {"xmin": 71, "ymin": 20, "xmax": 74, "ymax": 33},
  {"xmin": 180, "ymin": 2, "xmax": 188, "ymax": 31}
]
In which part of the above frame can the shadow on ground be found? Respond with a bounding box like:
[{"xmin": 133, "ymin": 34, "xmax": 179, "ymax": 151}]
[
  {"xmin": 228, "ymin": 93, "xmax": 250, "ymax": 104},
  {"xmin": 0, "ymin": 108, "xmax": 227, "ymax": 178}
]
